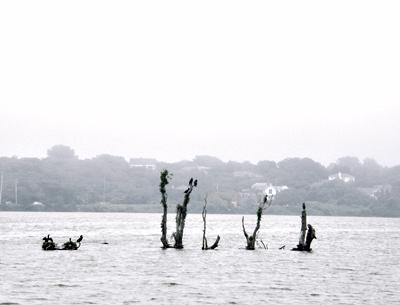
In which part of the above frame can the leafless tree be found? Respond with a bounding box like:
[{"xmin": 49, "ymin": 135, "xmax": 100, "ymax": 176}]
[
  {"xmin": 242, "ymin": 194, "xmax": 272, "ymax": 250},
  {"xmin": 201, "ymin": 195, "xmax": 220, "ymax": 250},
  {"xmin": 159, "ymin": 170, "xmax": 197, "ymax": 249}
]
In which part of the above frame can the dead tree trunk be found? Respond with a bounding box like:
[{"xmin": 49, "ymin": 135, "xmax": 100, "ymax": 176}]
[
  {"xmin": 172, "ymin": 178, "xmax": 197, "ymax": 249},
  {"xmin": 159, "ymin": 170, "xmax": 171, "ymax": 248},
  {"xmin": 202, "ymin": 195, "xmax": 220, "ymax": 250},
  {"xmin": 242, "ymin": 194, "xmax": 271, "ymax": 250},
  {"xmin": 297, "ymin": 202, "xmax": 307, "ymax": 248},
  {"xmin": 292, "ymin": 203, "xmax": 317, "ymax": 252}
]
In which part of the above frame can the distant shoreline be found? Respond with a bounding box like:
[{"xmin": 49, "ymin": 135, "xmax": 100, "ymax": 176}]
[{"xmin": 1, "ymin": 209, "xmax": 398, "ymax": 218}]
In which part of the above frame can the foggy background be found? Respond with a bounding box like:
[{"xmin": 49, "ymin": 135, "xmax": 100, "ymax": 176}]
[{"xmin": 1, "ymin": 1, "xmax": 399, "ymax": 166}]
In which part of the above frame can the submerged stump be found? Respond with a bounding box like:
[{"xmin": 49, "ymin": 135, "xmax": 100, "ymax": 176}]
[{"xmin": 42, "ymin": 235, "xmax": 83, "ymax": 251}]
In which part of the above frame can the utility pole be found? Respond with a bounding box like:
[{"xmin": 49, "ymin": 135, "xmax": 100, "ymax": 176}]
[
  {"xmin": 103, "ymin": 176, "xmax": 106, "ymax": 203},
  {"xmin": 0, "ymin": 172, "xmax": 3, "ymax": 205},
  {"xmin": 15, "ymin": 178, "xmax": 18, "ymax": 205}
]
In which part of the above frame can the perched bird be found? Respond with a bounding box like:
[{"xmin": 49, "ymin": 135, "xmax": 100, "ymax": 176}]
[
  {"xmin": 193, "ymin": 179, "xmax": 198, "ymax": 187},
  {"xmin": 43, "ymin": 234, "xmax": 53, "ymax": 242},
  {"xmin": 76, "ymin": 235, "xmax": 83, "ymax": 243},
  {"xmin": 303, "ymin": 202, "xmax": 306, "ymax": 210},
  {"xmin": 189, "ymin": 178, "xmax": 193, "ymax": 186}
]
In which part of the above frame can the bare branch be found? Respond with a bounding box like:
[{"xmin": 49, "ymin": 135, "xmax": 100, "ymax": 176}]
[{"xmin": 202, "ymin": 194, "xmax": 220, "ymax": 250}]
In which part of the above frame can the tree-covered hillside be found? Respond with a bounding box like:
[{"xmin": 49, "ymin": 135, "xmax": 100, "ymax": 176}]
[{"xmin": 1, "ymin": 146, "xmax": 399, "ymax": 217}]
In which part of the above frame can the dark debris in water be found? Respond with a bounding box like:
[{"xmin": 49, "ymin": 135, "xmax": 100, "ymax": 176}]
[{"xmin": 162, "ymin": 282, "xmax": 179, "ymax": 286}]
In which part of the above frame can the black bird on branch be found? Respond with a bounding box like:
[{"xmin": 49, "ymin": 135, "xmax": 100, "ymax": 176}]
[
  {"xmin": 189, "ymin": 178, "xmax": 193, "ymax": 186},
  {"xmin": 76, "ymin": 235, "xmax": 83, "ymax": 243},
  {"xmin": 194, "ymin": 179, "xmax": 198, "ymax": 187}
]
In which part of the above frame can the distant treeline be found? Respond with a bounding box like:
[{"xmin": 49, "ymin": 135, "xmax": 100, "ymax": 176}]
[{"xmin": 0, "ymin": 145, "xmax": 400, "ymax": 217}]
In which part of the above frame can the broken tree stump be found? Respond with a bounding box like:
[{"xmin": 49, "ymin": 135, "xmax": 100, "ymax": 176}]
[{"xmin": 291, "ymin": 203, "xmax": 317, "ymax": 252}]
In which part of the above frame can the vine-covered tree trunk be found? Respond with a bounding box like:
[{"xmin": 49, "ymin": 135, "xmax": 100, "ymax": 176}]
[
  {"xmin": 158, "ymin": 171, "xmax": 197, "ymax": 249},
  {"xmin": 242, "ymin": 195, "xmax": 271, "ymax": 250},
  {"xmin": 159, "ymin": 170, "xmax": 171, "ymax": 249}
]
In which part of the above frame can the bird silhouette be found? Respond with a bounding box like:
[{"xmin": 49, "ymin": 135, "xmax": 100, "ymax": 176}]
[
  {"xmin": 193, "ymin": 179, "xmax": 198, "ymax": 187},
  {"xmin": 189, "ymin": 178, "xmax": 193, "ymax": 186},
  {"xmin": 43, "ymin": 234, "xmax": 53, "ymax": 242},
  {"xmin": 76, "ymin": 235, "xmax": 83, "ymax": 243},
  {"xmin": 303, "ymin": 202, "xmax": 306, "ymax": 210}
]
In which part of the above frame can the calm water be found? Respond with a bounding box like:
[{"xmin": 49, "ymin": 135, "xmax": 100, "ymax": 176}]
[{"xmin": 0, "ymin": 212, "xmax": 399, "ymax": 305}]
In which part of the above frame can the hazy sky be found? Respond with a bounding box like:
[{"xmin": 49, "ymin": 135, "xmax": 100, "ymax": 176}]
[{"xmin": 1, "ymin": 1, "xmax": 399, "ymax": 166}]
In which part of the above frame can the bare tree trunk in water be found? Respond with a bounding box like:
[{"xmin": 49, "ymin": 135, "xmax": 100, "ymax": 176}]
[
  {"xmin": 297, "ymin": 203, "xmax": 307, "ymax": 249},
  {"xmin": 159, "ymin": 170, "xmax": 171, "ymax": 249},
  {"xmin": 292, "ymin": 203, "xmax": 317, "ymax": 252},
  {"xmin": 242, "ymin": 195, "xmax": 271, "ymax": 250},
  {"xmin": 172, "ymin": 178, "xmax": 197, "ymax": 249},
  {"xmin": 202, "ymin": 195, "xmax": 220, "ymax": 250}
]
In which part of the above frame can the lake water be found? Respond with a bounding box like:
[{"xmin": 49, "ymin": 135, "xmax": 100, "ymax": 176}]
[{"xmin": 0, "ymin": 212, "xmax": 399, "ymax": 304}]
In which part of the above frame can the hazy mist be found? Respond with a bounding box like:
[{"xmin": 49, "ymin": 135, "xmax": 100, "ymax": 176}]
[{"xmin": 1, "ymin": 1, "xmax": 399, "ymax": 165}]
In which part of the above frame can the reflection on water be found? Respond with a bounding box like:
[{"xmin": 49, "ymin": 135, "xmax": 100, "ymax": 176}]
[{"xmin": 0, "ymin": 212, "xmax": 399, "ymax": 304}]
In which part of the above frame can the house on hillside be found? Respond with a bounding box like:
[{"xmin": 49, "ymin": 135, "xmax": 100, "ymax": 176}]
[
  {"xmin": 233, "ymin": 171, "xmax": 262, "ymax": 178},
  {"xmin": 251, "ymin": 183, "xmax": 289, "ymax": 197},
  {"xmin": 129, "ymin": 158, "xmax": 157, "ymax": 170},
  {"xmin": 358, "ymin": 184, "xmax": 392, "ymax": 199},
  {"xmin": 328, "ymin": 172, "xmax": 355, "ymax": 183},
  {"xmin": 181, "ymin": 165, "xmax": 210, "ymax": 174}
]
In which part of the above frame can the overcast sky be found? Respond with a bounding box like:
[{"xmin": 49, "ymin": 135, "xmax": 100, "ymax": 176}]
[{"xmin": 0, "ymin": 1, "xmax": 399, "ymax": 166}]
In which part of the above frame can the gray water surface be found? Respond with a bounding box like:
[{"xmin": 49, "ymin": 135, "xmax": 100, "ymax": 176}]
[{"xmin": 0, "ymin": 212, "xmax": 399, "ymax": 304}]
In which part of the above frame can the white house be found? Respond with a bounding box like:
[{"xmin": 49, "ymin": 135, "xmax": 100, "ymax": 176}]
[
  {"xmin": 129, "ymin": 158, "xmax": 157, "ymax": 170},
  {"xmin": 251, "ymin": 183, "xmax": 289, "ymax": 197},
  {"xmin": 328, "ymin": 172, "xmax": 355, "ymax": 183}
]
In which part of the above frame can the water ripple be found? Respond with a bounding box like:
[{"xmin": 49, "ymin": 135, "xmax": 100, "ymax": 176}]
[{"xmin": 0, "ymin": 212, "xmax": 399, "ymax": 305}]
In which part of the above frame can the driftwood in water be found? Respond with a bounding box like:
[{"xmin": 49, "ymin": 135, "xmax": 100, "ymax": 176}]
[
  {"xmin": 242, "ymin": 194, "xmax": 272, "ymax": 250},
  {"xmin": 159, "ymin": 170, "xmax": 197, "ymax": 249},
  {"xmin": 42, "ymin": 235, "xmax": 83, "ymax": 251},
  {"xmin": 62, "ymin": 238, "xmax": 80, "ymax": 250},
  {"xmin": 201, "ymin": 196, "xmax": 220, "ymax": 250}
]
